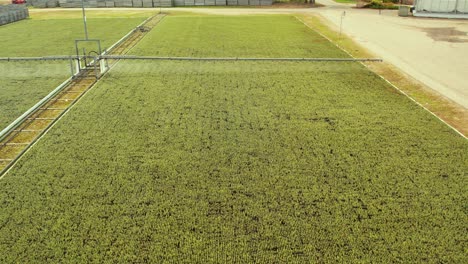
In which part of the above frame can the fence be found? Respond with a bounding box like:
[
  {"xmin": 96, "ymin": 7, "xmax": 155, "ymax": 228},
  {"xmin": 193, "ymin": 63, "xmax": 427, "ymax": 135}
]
[
  {"xmin": 30, "ymin": 0, "xmax": 273, "ymax": 7},
  {"xmin": 0, "ymin": 4, "xmax": 29, "ymax": 26}
]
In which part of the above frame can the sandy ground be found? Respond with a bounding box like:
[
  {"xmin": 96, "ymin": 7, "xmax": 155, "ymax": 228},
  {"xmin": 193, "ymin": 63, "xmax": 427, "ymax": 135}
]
[{"xmin": 30, "ymin": 3, "xmax": 467, "ymax": 109}]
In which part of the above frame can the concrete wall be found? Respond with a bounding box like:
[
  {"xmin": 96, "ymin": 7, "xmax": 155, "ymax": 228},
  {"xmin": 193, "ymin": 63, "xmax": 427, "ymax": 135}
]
[
  {"xmin": 31, "ymin": 0, "xmax": 273, "ymax": 7},
  {"xmin": 0, "ymin": 4, "xmax": 29, "ymax": 26}
]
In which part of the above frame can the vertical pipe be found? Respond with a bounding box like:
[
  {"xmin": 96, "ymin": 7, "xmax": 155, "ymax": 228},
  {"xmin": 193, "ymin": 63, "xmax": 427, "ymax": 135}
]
[
  {"xmin": 69, "ymin": 58, "xmax": 74, "ymax": 77},
  {"xmin": 75, "ymin": 40, "xmax": 79, "ymax": 58},
  {"xmin": 97, "ymin": 40, "xmax": 102, "ymax": 55},
  {"xmin": 94, "ymin": 56, "xmax": 98, "ymax": 78},
  {"xmin": 75, "ymin": 58, "xmax": 80, "ymax": 75},
  {"xmin": 100, "ymin": 58, "xmax": 106, "ymax": 74},
  {"xmin": 82, "ymin": 48, "xmax": 87, "ymax": 67},
  {"xmin": 81, "ymin": 0, "xmax": 89, "ymax": 40},
  {"xmin": 339, "ymin": 11, "xmax": 345, "ymax": 39}
]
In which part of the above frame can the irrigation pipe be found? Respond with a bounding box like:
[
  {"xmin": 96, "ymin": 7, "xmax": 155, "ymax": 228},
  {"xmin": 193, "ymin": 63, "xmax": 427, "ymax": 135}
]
[
  {"xmin": 0, "ymin": 56, "xmax": 78, "ymax": 61},
  {"xmin": 99, "ymin": 56, "xmax": 382, "ymax": 62},
  {"xmin": 0, "ymin": 56, "xmax": 382, "ymax": 62},
  {"xmin": 294, "ymin": 16, "xmax": 466, "ymax": 139}
]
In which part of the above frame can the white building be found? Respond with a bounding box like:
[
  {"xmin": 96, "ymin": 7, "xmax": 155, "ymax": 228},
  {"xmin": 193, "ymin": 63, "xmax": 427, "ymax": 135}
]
[{"xmin": 414, "ymin": 0, "xmax": 468, "ymax": 18}]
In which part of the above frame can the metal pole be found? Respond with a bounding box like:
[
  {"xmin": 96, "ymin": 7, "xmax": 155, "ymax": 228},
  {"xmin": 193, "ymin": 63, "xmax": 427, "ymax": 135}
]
[
  {"xmin": 339, "ymin": 11, "xmax": 346, "ymax": 40},
  {"xmin": 81, "ymin": 0, "xmax": 88, "ymax": 40},
  {"xmin": 74, "ymin": 59, "xmax": 80, "ymax": 76},
  {"xmin": 94, "ymin": 56, "xmax": 98, "ymax": 78},
  {"xmin": 69, "ymin": 58, "xmax": 74, "ymax": 77}
]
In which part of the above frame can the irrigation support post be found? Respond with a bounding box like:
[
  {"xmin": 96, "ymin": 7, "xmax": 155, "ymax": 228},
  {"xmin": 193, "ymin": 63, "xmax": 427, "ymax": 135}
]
[
  {"xmin": 93, "ymin": 56, "xmax": 98, "ymax": 78},
  {"xmin": 69, "ymin": 58, "xmax": 74, "ymax": 77},
  {"xmin": 82, "ymin": 48, "xmax": 87, "ymax": 68},
  {"xmin": 100, "ymin": 58, "xmax": 107, "ymax": 74},
  {"xmin": 75, "ymin": 58, "xmax": 80, "ymax": 75},
  {"xmin": 81, "ymin": 0, "xmax": 89, "ymax": 40}
]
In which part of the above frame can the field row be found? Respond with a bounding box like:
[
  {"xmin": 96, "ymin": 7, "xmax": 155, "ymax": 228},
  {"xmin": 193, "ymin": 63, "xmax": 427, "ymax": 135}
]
[
  {"xmin": 0, "ymin": 14, "xmax": 466, "ymax": 262},
  {"xmin": 1, "ymin": 60, "xmax": 466, "ymax": 262}
]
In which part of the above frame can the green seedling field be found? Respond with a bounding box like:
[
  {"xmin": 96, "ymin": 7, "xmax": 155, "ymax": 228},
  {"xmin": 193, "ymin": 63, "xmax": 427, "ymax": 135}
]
[
  {"xmin": 0, "ymin": 15, "xmax": 148, "ymax": 130},
  {"xmin": 0, "ymin": 17, "xmax": 148, "ymax": 57},
  {"xmin": 131, "ymin": 16, "xmax": 349, "ymax": 58},
  {"xmin": 0, "ymin": 15, "xmax": 466, "ymax": 263}
]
